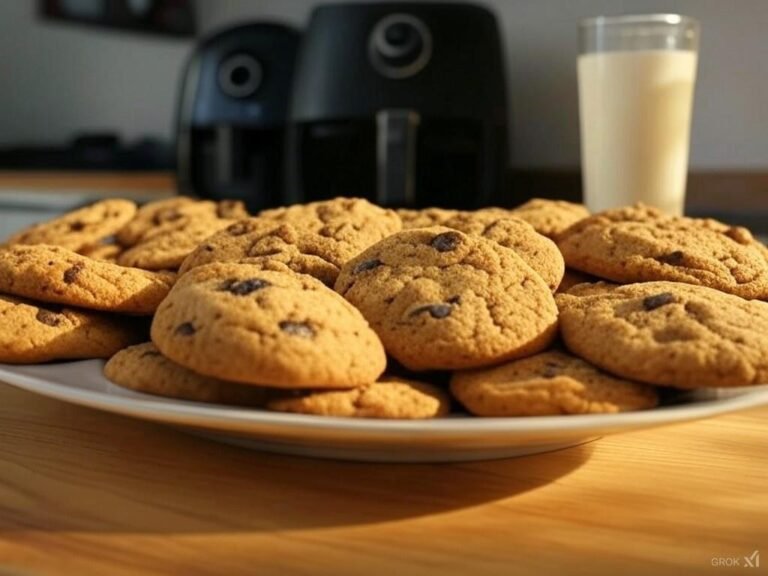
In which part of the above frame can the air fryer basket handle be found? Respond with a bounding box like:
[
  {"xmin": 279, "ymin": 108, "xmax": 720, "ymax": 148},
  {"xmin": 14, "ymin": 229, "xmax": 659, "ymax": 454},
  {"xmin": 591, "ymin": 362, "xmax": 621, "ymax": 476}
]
[{"xmin": 376, "ymin": 109, "xmax": 420, "ymax": 206}]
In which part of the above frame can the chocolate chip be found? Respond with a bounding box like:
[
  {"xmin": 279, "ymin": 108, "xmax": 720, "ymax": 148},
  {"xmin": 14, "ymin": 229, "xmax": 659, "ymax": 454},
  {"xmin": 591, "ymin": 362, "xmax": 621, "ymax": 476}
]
[
  {"xmin": 175, "ymin": 322, "xmax": 196, "ymax": 336},
  {"xmin": 655, "ymin": 251, "xmax": 685, "ymax": 265},
  {"xmin": 410, "ymin": 304, "xmax": 452, "ymax": 319},
  {"xmin": 219, "ymin": 278, "xmax": 270, "ymax": 296},
  {"xmin": 447, "ymin": 295, "xmax": 461, "ymax": 305},
  {"xmin": 35, "ymin": 309, "xmax": 62, "ymax": 327},
  {"xmin": 279, "ymin": 321, "xmax": 315, "ymax": 338},
  {"xmin": 63, "ymin": 262, "xmax": 85, "ymax": 284},
  {"xmin": 69, "ymin": 221, "xmax": 85, "ymax": 232},
  {"xmin": 642, "ymin": 292, "xmax": 676, "ymax": 311},
  {"xmin": 353, "ymin": 259, "xmax": 383, "ymax": 274},
  {"xmin": 430, "ymin": 231, "xmax": 462, "ymax": 252},
  {"xmin": 204, "ymin": 245, "xmax": 215, "ymax": 252}
]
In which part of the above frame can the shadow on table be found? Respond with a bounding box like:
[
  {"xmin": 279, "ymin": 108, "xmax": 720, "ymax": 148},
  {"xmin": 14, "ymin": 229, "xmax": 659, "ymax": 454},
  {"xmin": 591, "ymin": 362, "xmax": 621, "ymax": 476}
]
[{"xmin": 0, "ymin": 392, "xmax": 594, "ymax": 534}]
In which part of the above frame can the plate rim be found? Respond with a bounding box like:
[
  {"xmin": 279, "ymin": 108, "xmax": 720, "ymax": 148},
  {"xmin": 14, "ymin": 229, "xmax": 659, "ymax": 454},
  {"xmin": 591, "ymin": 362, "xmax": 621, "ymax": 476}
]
[{"xmin": 2, "ymin": 360, "xmax": 768, "ymax": 438}]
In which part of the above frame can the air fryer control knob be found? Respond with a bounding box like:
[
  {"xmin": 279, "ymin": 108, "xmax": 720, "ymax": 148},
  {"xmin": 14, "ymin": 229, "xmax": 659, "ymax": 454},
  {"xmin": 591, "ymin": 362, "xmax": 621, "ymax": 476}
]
[
  {"xmin": 369, "ymin": 14, "xmax": 432, "ymax": 79},
  {"xmin": 218, "ymin": 53, "xmax": 263, "ymax": 98}
]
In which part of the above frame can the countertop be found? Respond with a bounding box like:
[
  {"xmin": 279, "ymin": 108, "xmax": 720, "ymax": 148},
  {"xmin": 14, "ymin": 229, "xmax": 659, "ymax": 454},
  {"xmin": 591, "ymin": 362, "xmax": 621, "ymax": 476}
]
[{"xmin": 0, "ymin": 382, "xmax": 765, "ymax": 576}]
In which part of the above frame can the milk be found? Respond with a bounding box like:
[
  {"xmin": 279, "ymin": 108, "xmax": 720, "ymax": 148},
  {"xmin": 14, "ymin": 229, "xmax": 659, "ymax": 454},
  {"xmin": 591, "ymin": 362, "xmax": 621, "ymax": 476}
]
[{"xmin": 578, "ymin": 50, "xmax": 697, "ymax": 216}]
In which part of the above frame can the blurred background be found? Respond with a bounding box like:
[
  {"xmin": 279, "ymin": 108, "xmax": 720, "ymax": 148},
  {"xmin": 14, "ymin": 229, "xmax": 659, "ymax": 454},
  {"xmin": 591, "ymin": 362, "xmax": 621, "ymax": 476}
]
[{"xmin": 0, "ymin": 0, "xmax": 766, "ymax": 232}]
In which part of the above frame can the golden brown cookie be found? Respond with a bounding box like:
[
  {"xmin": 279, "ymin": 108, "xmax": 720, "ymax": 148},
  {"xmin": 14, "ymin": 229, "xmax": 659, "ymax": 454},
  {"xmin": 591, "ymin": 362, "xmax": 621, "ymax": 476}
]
[
  {"xmin": 442, "ymin": 212, "xmax": 565, "ymax": 291},
  {"xmin": 335, "ymin": 227, "xmax": 559, "ymax": 371},
  {"xmin": 78, "ymin": 242, "xmax": 123, "ymax": 263},
  {"xmin": 0, "ymin": 244, "xmax": 176, "ymax": 314},
  {"xmin": 259, "ymin": 197, "xmax": 402, "ymax": 244},
  {"xmin": 397, "ymin": 207, "xmax": 460, "ymax": 229},
  {"xmin": 508, "ymin": 199, "xmax": 590, "ymax": 239},
  {"xmin": 151, "ymin": 263, "xmax": 387, "ymax": 388},
  {"xmin": 557, "ymin": 281, "xmax": 768, "ymax": 388},
  {"xmin": 5, "ymin": 199, "xmax": 136, "ymax": 252},
  {"xmin": 0, "ymin": 294, "xmax": 145, "ymax": 363},
  {"xmin": 450, "ymin": 350, "xmax": 658, "ymax": 416},
  {"xmin": 179, "ymin": 218, "xmax": 372, "ymax": 286},
  {"xmin": 116, "ymin": 197, "xmax": 248, "ymax": 247},
  {"xmin": 117, "ymin": 217, "xmax": 235, "ymax": 271},
  {"xmin": 104, "ymin": 342, "xmax": 272, "ymax": 405},
  {"xmin": 267, "ymin": 376, "xmax": 451, "ymax": 419},
  {"xmin": 557, "ymin": 204, "xmax": 768, "ymax": 300}
]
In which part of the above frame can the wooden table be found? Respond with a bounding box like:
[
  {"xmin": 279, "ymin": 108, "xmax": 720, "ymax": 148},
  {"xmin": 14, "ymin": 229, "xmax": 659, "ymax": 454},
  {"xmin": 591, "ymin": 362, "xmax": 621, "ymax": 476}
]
[{"xmin": 0, "ymin": 383, "xmax": 765, "ymax": 576}]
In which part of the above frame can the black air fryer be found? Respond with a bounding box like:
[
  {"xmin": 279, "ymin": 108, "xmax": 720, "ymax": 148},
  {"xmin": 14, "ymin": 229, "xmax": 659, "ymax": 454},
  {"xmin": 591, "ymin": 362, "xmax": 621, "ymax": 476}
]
[
  {"xmin": 288, "ymin": 3, "xmax": 508, "ymax": 209},
  {"xmin": 176, "ymin": 23, "xmax": 300, "ymax": 211}
]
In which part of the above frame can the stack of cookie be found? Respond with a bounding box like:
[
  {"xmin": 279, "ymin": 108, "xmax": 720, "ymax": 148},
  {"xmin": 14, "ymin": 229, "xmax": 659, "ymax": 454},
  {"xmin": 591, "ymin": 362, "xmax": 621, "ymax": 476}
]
[
  {"xmin": 2, "ymin": 195, "xmax": 767, "ymax": 420},
  {"xmin": 0, "ymin": 200, "xmax": 176, "ymax": 363}
]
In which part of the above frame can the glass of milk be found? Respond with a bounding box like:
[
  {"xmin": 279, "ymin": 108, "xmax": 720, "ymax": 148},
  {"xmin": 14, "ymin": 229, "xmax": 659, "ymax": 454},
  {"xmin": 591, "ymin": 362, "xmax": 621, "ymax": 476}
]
[{"xmin": 578, "ymin": 14, "xmax": 699, "ymax": 216}]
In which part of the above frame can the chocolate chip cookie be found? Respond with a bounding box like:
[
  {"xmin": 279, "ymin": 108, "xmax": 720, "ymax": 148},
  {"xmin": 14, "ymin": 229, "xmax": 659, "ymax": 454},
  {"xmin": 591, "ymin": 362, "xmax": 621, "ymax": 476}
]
[
  {"xmin": 508, "ymin": 199, "xmax": 590, "ymax": 238},
  {"xmin": 5, "ymin": 199, "xmax": 136, "ymax": 252},
  {"xmin": 557, "ymin": 281, "xmax": 768, "ymax": 388},
  {"xmin": 557, "ymin": 204, "xmax": 768, "ymax": 300},
  {"xmin": 335, "ymin": 227, "xmax": 559, "ymax": 371},
  {"xmin": 0, "ymin": 244, "xmax": 176, "ymax": 314},
  {"xmin": 450, "ymin": 350, "xmax": 658, "ymax": 416},
  {"xmin": 442, "ymin": 212, "xmax": 565, "ymax": 291},
  {"xmin": 117, "ymin": 217, "xmax": 235, "ymax": 271},
  {"xmin": 397, "ymin": 207, "xmax": 460, "ymax": 229},
  {"xmin": 179, "ymin": 218, "xmax": 371, "ymax": 286},
  {"xmin": 151, "ymin": 263, "xmax": 387, "ymax": 388},
  {"xmin": 116, "ymin": 197, "xmax": 248, "ymax": 247},
  {"xmin": 259, "ymin": 197, "xmax": 402, "ymax": 245},
  {"xmin": 0, "ymin": 294, "xmax": 145, "ymax": 363},
  {"xmin": 105, "ymin": 342, "xmax": 272, "ymax": 405},
  {"xmin": 267, "ymin": 376, "xmax": 451, "ymax": 419}
]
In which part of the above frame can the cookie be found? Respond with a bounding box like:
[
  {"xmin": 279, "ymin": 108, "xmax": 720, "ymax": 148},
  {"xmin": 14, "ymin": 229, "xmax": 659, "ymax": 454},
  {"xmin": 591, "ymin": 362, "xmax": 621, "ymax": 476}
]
[
  {"xmin": 508, "ymin": 199, "xmax": 590, "ymax": 239},
  {"xmin": 557, "ymin": 281, "xmax": 768, "ymax": 388},
  {"xmin": 0, "ymin": 244, "xmax": 176, "ymax": 314},
  {"xmin": 259, "ymin": 197, "xmax": 402, "ymax": 244},
  {"xmin": 117, "ymin": 217, "xmax": 235, "ymax": 271},
  {"xmin": 180, "ymin": 218, "xmax": 371, "ymax": 286},
  {"xmin": 442, "ymin": 212, "xmax": 565, "ymax": 291},
  {"xmin": 0, "ymin": 294, "xmax": 145, "ymax": 363},
  {"xmin": 151, "ymin": 263, "xmax": 386, "ymax": 388},
  {"xmin": 557, "ymin": 204, "xmax": 768, "ymax": 300},
  {"xmin": 450, "ymin": 350, "xmax": 658, "ymax": 416},
  {"xmin": 267, "ymin": 376, "xmax": 451, "ymax": 419},
  {"xmin": 5, "ymin": 199, "xmax": 136, "ymax": 252},
  {"xmin": 78, "ymin": 242, "xmax": 122, "ymax": 263},
  {"xmin": 104, "ymin": 342, "xmax": 272, "ymax": 406},
  {"xmin": 334, "ymin": 227, "xmax": 559, "ymax": 371},
  {"xmin": 116, "ymin": 197, "xmax": 248, "ymax": 247},
  {"xmin": 397, "ymin": 207, "xmax": 460, "ymax": 229}
]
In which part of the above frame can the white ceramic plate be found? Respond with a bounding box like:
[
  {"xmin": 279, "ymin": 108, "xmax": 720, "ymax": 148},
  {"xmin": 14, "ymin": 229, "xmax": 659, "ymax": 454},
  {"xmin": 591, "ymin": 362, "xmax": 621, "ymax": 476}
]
[{"xmin": 1, "ymin": 360, "xmax": 767, "ymax": 462}]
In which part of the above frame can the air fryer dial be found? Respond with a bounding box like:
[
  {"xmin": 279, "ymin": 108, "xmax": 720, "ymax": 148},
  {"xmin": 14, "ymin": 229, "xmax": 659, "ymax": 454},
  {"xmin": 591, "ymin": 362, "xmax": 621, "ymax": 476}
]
[{"xmin": 368, "ymin": 14, "xmax": 432, "ymax": 79}]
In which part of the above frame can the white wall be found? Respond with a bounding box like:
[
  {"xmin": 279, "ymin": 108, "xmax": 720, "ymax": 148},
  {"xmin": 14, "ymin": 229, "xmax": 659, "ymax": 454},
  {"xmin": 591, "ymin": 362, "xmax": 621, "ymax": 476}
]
[
  {"xmin": 197, "ymin": 0, "xmax": 768, "ymax": 169},
  {"xmin": 0, "ymin": 0, "xmax": 191, "ymax": 146},
  {"xmin": 1, "ymin": 0, "xmax": 766, "ymax": 169}
]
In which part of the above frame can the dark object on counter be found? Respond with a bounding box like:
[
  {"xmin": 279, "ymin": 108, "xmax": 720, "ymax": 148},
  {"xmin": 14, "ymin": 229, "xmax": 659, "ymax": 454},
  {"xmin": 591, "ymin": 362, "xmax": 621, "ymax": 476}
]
[
  {"xmin": 0, "ymin": 134, "xmax": 173, "ymax": 171},
  {"xmin": 287, "ymin": 2, "xmax": 509, "ymax": 209},
  {"xmin": 40, "ymin": 0, "xmax": 196, "ymax": 38},
  {"xmin": 176, "ymin": 22, "xmax": 300, "ymax": 211}
]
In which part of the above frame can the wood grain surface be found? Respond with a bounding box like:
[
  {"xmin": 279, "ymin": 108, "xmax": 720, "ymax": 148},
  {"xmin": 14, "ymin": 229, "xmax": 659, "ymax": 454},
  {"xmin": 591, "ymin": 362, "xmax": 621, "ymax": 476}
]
[{"xmin": 0, "ymin": 383, "xmax": 765, "ymax": 576}]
